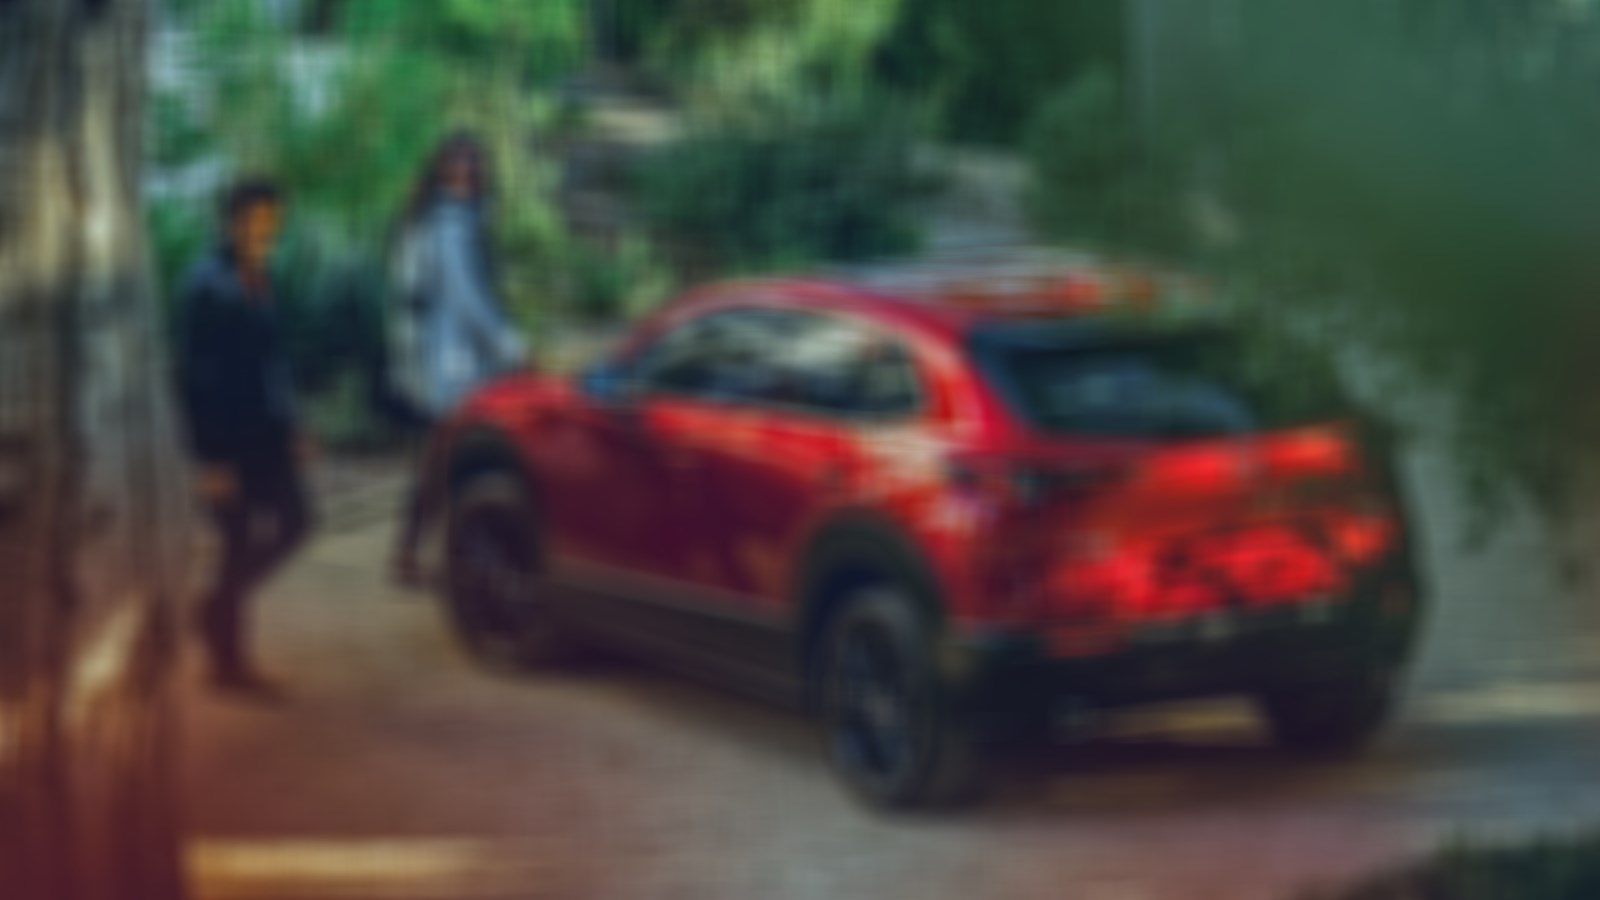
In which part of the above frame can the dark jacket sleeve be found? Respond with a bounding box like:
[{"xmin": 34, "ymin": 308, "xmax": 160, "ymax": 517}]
[{"xmin": 174, "ymin": 267, "xmax": 237, "ymax": 464}]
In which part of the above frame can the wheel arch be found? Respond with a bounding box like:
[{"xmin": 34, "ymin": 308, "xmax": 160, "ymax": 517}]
[
  {"xmin": 443, "ymin": 425, "xmax": 536, "ymax": 492},
  {"xmin": 792, "ymin": 511, "xmax": 947, "ymax": 697},
  {"xmin": 437, "ymin": 425, "xmax": 547, "ymax": 534}
]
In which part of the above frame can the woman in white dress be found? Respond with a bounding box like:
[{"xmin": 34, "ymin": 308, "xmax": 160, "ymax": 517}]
[{"xmin": 388, "ymin": 132, "xmax": 528, "ymax": 584}]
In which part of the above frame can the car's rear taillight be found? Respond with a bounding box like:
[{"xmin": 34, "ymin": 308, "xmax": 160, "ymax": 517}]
[
  {"xmin": 1136, "ymin": 445, "xmax": 1251, "ymax": 493},
  {"xmin": 1048, "ymin": 524, "xmax": 1355, "ymax": 622},
  {"xmin": 1326, "ymin": 513, "xmax": 1396, "ymax": 566},
  {"xmin": 1191, "ymin": 526, "xmax": 1348, "ymax": 606},
  {"xmin": 1051, "ymin": 543, "xmax": 1230, "ymax": 621},
  {"xmin": 1051, "ymin": 536, "xmax": 1179, "ymax": 620},
  {"xmin": 1262, "ymin": 428, "xmax": 1359, "ymax": 477}
]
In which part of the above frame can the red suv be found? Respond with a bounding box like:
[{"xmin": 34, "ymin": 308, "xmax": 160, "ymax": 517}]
[{"xmin": 423, "ymin": 251, "xmax": 1423, "ymax": 809}]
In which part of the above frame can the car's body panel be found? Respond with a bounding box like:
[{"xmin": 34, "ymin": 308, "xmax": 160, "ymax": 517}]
[{"xmin": 428, "ymin": 259, "xmax": 1424, "ymax": 724}]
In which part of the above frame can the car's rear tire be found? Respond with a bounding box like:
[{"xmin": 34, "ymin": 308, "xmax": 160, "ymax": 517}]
[
  {"xmin": 444, "ymin": 473, "xmax": 572, "ymax": 671},
  {"xmin": 815, "ymin": 588, "xmax": 982, "ymax": 810},
  {"xmin": 1257, "ymin": 668, "xmax": 1398, "ymax": 756}
]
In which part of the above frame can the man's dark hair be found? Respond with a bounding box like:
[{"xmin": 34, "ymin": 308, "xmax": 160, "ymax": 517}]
[{"xmin": 218, "ymin": 176, "xmax": 284, "ymax": 224}]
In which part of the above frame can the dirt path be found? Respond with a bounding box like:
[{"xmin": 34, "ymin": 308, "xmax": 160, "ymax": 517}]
[{"xmin": 179, "ymin": 433, "xmax": 1600, "ymax": 900}]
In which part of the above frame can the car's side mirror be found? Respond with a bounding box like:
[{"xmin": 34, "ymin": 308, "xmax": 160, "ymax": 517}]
[{"xmin": 580, "ymin": 361, "xmax": 640, "ymax": 411}]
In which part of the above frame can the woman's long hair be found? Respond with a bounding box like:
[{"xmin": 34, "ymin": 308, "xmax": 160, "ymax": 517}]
[
  {"xmin": 404, "ymin": 130, "xmax": 495, "ymax": 223},
  {"xmin": 392, "ymin": 130, "xmax": 501, "ymax": 290}
]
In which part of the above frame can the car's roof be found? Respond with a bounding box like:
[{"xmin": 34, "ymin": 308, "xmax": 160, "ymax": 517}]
[{"xmin": 674, "ymin": 246, "xmax": 1211, "ymax": 340}]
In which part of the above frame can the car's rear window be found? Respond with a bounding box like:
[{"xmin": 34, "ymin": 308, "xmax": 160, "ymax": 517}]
[{"xmin": 974, "ymin": 326, "xmax": 1352, "ymax": 438}]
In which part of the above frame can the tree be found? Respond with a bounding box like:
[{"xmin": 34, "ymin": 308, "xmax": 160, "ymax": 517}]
[
  {"xmin": 0, "ymin": 1, "xmax": 192, "ymax": 898},
  {"xmin": 876, "ymin": 0, "xmax": 1126, "ymax": 143},
  {"xmin": 1198, "ymin": 0, "xmax": 1600, "ymax": 535},
  {"xmin": 1029, "ymin": 0, "xmax": 1600, "ymax": 543}
]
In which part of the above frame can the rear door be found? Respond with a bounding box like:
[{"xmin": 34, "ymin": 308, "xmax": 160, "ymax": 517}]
[
  {"xmin": 547, "ymin": 309, "xmax": 809, "ymax": 696},
  {"xmin": 628, "ymin": 307, "xmax": 792, "ymax": 596},
  {"xmin": 683, "ymin": 310, "xmax": 925, "ymax": 612}
]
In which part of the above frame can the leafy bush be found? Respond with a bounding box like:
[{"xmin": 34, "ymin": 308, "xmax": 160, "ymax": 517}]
[
  {"xmin": 607, "ymin": 0, "xmax": 679, "ymax": 63},
  {"xmin": 305, "ymin": 370, "xmax": 402, "ymax": 453},
  {"xmin": 644, "ymin": 0, "xmax": 905, "ymax": 113},
  {"xmin": 623, "ymin": 0, "xmax": 1119, "ymax": 142},
  {"xmin": 560, "ymin": 235, "xmax": 677, "ymax": 324},
  {"xmin": 875, "ymin": 0, "xmax": 1124, "ymax": 144},
  {"xmin": 338, "ymin": 0, "xmax": 585, "ymax": 82},
  {"xmin": 269, "ymin": 226, "xmax": 388, "ymax": 393},
  {"xmin": 1024, "ymin": 69, "xmax": 1191, "ymax": 257},
  {"xmin": 637, "ymin": 94, "xmax": 935, "ymax": 272},
  {"xmin": 146, "ymin": 197, "xmax": 211, "ymax": 333},
  {"xmin": 1168, "ymin": 1, "xmax": 1600, "ymax": 531}
]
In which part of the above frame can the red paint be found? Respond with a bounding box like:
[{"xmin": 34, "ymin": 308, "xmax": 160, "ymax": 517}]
[{"xmin": 441, "ymin": 271, "xmax": 1399, "ymax": 658}]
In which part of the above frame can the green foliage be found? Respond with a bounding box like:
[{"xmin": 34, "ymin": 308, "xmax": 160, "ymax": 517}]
[
  {"xmin": 334, "ymin": 0, "xmax": 580, "ymax": 325},
  {"xmin": 1313, "ymin": 831, "xmax": 1600, "ymax": 900},
  {"xmin": 163, "ymin": 0, "xmax": 450, "ymax": 238},
  {"xmin": 648, "ymin": 0, "xmax": 907, "ymax": 112},
  {"xmin": 560, "ymin": 236, "xmax": 677, "ymax": 324},
  {"xmin": 148, "ymin": 90, "xmax": 209, "ymax": 170},
  {"xmin": 607, "ymin": 0, "xmax": 680, "ymax": 62},
  {"xmin": 1178, "ymin": 0, "xmax": 1600, "ymax": 526},
  {"xmin": 305, "ymin": 370, "xmax": 401, "ymax": 453},
  {"xmin": 269, "ymin": 223, "xmax": 388, "ymax": 395},
  {"xmin": 152, "ymin": 0, "xmax": 590, "ymax": 441},
  {"xmin": 146, "ymin": 197, "xmax": 210, "ymax": 324},
  {"xmin": 338, "ymin": 0, "xmax": 585, "ymax": 82},
  {"xmin": 876, "ymin": 0, "xmax": 1125, "ymax": 144},
  {"xmin": 632, "ymin": 0, "xmax": 1120, "ymax": 141},
  {"xmin": 1024, "ymin": 69, "xmax": 1190, "ymax": 257},
  {"xmin": 637, "ymin": 94, "xmax": 934, "ymax": 272},
  {"xmin": 276, "ymin": 53, "xmax": 452, "ymax": 236},
  {"xmin": 1014, "ymin": 2, "xmax": 1600, "ymax": 530}
]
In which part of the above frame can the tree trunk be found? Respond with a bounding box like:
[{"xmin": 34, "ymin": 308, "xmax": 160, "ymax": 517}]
[{"xmin": 0, "ymin": 1, "xmax": 193, "ymax": 899}]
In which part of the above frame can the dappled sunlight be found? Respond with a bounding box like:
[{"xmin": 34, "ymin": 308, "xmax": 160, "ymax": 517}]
[
  {"xmin": 191, "ymin": 837, "xmax": 564, "ymax": 900},
  {"xmin": 1416, "ymin": 681, "xmax": 1600, "ymax": 726}
]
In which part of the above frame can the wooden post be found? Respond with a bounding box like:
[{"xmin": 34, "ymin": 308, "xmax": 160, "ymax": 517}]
[{"xmin": 0, "ymin": 1, "xmax": 193, "ymax": 898}]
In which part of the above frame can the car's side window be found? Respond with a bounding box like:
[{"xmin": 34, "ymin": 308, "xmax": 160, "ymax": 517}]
[
  {"xmin": 632, "ymin": 309, "xmax": 785, "ymax": 401},
  {"xmin": 629, "ymin": 307, "xmax": 922, "ymax": 418},
  {"xmin": 631, "ymin": 318, "xmax": 717, "ymax": 395},
  {"xmin": 764, "ymin": 312, "xmax": 922, "ymax": 420},
  {"xmin": 849, "ymin": 341, "xmax": 921, "ymax": 417}
]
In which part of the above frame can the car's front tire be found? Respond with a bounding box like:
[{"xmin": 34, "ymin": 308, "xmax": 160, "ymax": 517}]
[
  {"xmin": 1257, "ymin": 668, "xmax": 1399, "ymax": 756},
  {"xmin": 815, "ymin": 588, "xmax": 982, "ymax": 810},
  {"xmin": 444, "ymin": 473, "xmax": 572, "ymax": 672}
]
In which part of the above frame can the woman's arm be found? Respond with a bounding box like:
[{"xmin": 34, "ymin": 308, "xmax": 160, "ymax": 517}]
[{"xmin": 441, "ymin": 214, "xmax": 527, "ymax": 370}]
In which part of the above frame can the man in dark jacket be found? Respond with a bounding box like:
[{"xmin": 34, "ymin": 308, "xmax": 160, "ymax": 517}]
[{"xmin": 175, "ymin": 178, "xmax": 315, "ymax": 693}]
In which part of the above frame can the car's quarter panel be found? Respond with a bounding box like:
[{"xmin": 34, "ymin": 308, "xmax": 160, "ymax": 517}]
[{"xmin": 827, "ymin": 426, "xmax": 1017, "ymax": 626}]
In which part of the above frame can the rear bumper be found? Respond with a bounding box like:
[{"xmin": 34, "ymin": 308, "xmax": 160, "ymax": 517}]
[{"xmin": 951, "ymin": 574, "xmax": 1422, "ymax": 736}]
